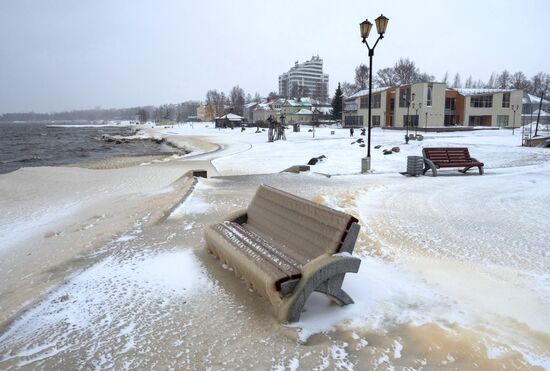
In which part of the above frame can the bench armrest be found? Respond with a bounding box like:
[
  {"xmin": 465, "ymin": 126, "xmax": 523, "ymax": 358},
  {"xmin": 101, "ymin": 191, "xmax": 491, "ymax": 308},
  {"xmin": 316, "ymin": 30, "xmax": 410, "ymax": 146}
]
[
  {"xmin": 280, "ymin": 253, "xmax": 361, "ymax": 322},
  {"xmin": 226, "ymin": 208, "xmax": 248, "ymax": 224}
]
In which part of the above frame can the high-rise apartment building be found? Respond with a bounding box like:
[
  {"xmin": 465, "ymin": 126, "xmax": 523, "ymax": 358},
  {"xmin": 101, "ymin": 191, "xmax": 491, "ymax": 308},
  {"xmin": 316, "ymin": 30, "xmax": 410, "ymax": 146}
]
[{"xmin": 278, "ymin": 56, "xmax": 329, "ymax": 102}]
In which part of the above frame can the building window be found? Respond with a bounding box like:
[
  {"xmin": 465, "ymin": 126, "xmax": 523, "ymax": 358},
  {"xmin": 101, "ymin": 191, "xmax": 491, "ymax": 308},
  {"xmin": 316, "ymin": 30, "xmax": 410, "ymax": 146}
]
[
  {"xmin": 427, "ymin": 86, "xmax": 433, "ymax": 106},
  {"xmin": 399, "ymin": 87, "xmax": 411, "ymax": 107},
  {"xmin": 497, "ymin": 115, "xmax": 509, "ymax": 127},
  {"xmin": 468, "ymin": 115, "xmax": 492, "ymax": 126},
  {"xmin": 359, "ymin": 94, "xmax": 381, "ymax": 109},
  {"xmin": 502, "ymin": 92, "xmax": 510, "ymax": 108},
  {"xmin": 373, "ymin": 94, "xmax": 381, "ymax": 108},
  {"xmin": 344, "ymin": 103, "xmax": 358, "ymax": 111},
  {"xmin": 372, "ymin": 115, "xmax": 380, "ymax": 127},
  {"xmin": 470, "ymin": 95, "xmax": 493, "ymax": 108},
  {"xmin": 403, "ymin": 115, "xmax": 419, "ymax": 127},
  {"xmin": 344, "ymin": 115, "xmax": 364, "ymax": 127},
  {"xmin": 445, "ymin": 97, "xmax": 456, "ymax": 110}
]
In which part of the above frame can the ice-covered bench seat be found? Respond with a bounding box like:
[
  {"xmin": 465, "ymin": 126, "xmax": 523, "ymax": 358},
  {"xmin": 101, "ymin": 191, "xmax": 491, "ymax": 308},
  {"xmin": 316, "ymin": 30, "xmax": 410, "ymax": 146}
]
[{"xmin": 204, "ymin": 185, "xmax": 361, "ymax": 323}]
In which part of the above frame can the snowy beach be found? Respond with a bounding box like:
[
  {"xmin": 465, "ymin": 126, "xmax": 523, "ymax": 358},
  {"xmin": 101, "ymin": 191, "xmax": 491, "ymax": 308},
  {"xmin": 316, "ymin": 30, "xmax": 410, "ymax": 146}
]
[{"xmin": 0, "ymin": 124, "xmax": 549, "ymax": 369}]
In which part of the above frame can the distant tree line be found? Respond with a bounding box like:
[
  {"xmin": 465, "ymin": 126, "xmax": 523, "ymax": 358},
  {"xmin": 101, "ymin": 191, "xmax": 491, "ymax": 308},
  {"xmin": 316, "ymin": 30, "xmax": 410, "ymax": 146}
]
[
  {"xmin": 1, "ymin": 101, "xmax": 200, "ymax": 123},
  {"xmin": 338, "ymin": 57, "xmax": 550, "ymax": 97}
]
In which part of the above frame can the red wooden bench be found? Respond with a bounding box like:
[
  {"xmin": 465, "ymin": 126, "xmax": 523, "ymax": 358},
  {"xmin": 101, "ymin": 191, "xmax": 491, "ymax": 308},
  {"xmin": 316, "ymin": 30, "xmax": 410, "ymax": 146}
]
[{"xmin": 422, "ymin": 147, "xmax": 484, "ymax": 176}]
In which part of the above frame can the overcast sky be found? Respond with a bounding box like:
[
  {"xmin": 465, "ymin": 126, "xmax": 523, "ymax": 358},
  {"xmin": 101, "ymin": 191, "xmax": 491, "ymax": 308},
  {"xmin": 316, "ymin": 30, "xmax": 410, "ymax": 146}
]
[{"xmin": 1, "ymin": 0, "xmax": 549, "ymax": 113}]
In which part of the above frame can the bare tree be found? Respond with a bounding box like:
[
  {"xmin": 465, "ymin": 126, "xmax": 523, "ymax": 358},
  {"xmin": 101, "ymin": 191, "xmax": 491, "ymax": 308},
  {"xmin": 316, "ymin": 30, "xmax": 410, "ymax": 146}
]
[
  {"xmin": 510, "ymin": 71, "xmax": 531, "ymax": 90},
  {"xmin": 354, "ymin": 64, "xmax": 369, "ymax": 90},
  {"xmin": 340, "ymin": 82, "xmax": 358, "ymax": 97},
  {"xmin": 205, "ymin": 89, "xmax": 226, "ymax": 120},
  {"xmin": 254, "ymin": 92, "xmax": 262, "ymax": 102},
  {"xmin": 375, "ymin": 67, "xmax": 397, "ymax": 87},
  {"xmin": 473, "ymin": 80, "xmax": 485, "ymax": 89},
  {"xmin": 136, "ymin": 108, "xmax": 148, "ymax": 124},
  {"xmin": 291, "ymin": 84, "xmax": 309, "ymax": 98},
  {"xmin": 486, "ymin": 73, "xmax": 497, "ymax": 89},
  {"xmin": 417, "ymin": 72, "xmax": 435, "ymax": 83},
  {"xmin": 267, "ymin": 92, "xmax": 279, "ymax": 101},
  {"xmin": 465, "ymin": 76, "xmax": 473, "ymax": 88},
  {"xmin": 393, "ymin": 58, "xmax": 419, "ymax": 84},
  {"xmin": 530, "ymin": 72, "xmax": 550, "ymax": 94},
  {"xmin": 452, "ymin": 73, "xmax": 462, "ymax": 88},
  {"xmin": 496, "ymin": 70, "xmax": 511, "ymax": 89},
  {"xmin": 229, "ymin": 85, "xmax": 245, "ymax": 116},
  {"xmin": 441, "ymin": 72, "xmax": 449, "ymax": 85}
]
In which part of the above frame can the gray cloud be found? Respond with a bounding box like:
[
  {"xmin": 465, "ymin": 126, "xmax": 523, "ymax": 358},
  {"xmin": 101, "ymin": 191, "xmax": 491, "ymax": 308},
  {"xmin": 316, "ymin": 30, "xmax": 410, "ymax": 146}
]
[{"xmin": 1, "ymin": 0, "xmax": 549, "ymax": 113}]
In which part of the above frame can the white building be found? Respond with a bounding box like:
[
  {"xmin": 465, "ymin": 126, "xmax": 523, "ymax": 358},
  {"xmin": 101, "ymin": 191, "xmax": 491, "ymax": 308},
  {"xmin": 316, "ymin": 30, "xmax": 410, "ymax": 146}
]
[{"xmin": 278, "ymin": 56, "xmax": 329, "ymax": 102}]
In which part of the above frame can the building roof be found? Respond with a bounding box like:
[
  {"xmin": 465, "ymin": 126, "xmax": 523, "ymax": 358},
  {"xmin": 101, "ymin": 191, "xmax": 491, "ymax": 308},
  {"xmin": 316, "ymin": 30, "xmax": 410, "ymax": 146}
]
[
  {"xmin": 347, "ymin": 87, "xmax": 391, "ymax": 99},
  {"xmin": 254, "ymin": 102, "xmax": 272, "ymax": 110},
  {"xmin": 217, "ymin": 113, "xmax": 244, "ymax": 121},
  {"xmin": 315, "ymin": 107, "xmax": 333, "ymax": 114},
  {"xmin": 532, "ymin": 109, "xmax": 550, "ymax": 117},
  {"xmin": 284, "ymin": 99, "xmax": 314, "ymax": 107},
  {"xmin": 454, "ymin": 88, "xmax": 515, "ymax": 96},
  {"xmin": 523, "ymin": 94, "xmax": 550, "ymax": 105},
  {"xmin": 295, "ymin": 108, "xmax": 313, "ymax": 115}
]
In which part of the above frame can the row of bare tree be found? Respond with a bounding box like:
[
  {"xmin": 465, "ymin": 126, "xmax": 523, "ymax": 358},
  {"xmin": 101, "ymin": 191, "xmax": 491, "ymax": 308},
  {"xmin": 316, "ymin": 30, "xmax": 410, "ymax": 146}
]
[{"xmin": 340, "ymin": 57, "xmax": 550, "ymax": 97}]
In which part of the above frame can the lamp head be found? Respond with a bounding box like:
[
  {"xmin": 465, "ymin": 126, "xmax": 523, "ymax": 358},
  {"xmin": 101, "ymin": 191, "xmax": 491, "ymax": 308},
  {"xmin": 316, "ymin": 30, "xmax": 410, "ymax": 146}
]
[
  {"xmin": 375, "ymin": 14, "xmax": 389, "ymax": 35},
  {"xmin": 360, "ymin": 19, "xmax": 373, "ymax": 40}
]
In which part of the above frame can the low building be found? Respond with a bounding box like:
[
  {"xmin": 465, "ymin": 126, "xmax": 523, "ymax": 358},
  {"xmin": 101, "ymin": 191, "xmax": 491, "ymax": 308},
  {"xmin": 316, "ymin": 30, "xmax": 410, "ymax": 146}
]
[
  {"xmin": 214, "ymin": 113, "xmax": 244, "ymax": 128},
  {"xmin": 252, "ymin": 102, "xmax": 278, "ymax": 123},
  {"xmin": 343, "ymin": 82, "xmax": 523, "ymax": 129},
  {"xmin": 243, "ymin": 102, "xmax": 258, "ymax": 122},
  {"xmin": 280, "ymin": 99, "xmax": 313, "ymax": 123}
]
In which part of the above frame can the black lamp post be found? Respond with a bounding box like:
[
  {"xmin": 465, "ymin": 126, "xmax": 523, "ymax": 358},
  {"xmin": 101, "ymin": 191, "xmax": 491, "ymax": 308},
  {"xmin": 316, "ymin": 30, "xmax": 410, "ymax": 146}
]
[
  {"xmin": 425, "ymin": 111, "xmax": 428, "ymax": 133},
  {"xmin": 360, "ymin": 14, "xmax": 389, "ymax": 173},
  {"xmin": 412, "ymin": 102, "xmax": 422, "ymax": 137},
  {"xmin": 405, "ymin": 92, "xmax": 415, "ymax": 142},
  {"xmin": 511, "ymin": 104, "xmax": 518, "ymax": 135}
]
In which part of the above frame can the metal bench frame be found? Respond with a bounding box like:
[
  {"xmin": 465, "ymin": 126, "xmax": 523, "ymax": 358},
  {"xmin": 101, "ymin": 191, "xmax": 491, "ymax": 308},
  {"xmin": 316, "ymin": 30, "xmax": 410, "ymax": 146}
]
[{"xmin": 422, "ymin": 147, "xmax": 484, "ymax": 177}]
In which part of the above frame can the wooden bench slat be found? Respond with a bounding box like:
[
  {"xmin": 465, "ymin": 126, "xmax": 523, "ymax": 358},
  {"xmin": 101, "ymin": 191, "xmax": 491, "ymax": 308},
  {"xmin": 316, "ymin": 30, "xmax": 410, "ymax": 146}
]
[{"xmin": 248, "ymin": 195, "xmax": 347, "ymax": 258}]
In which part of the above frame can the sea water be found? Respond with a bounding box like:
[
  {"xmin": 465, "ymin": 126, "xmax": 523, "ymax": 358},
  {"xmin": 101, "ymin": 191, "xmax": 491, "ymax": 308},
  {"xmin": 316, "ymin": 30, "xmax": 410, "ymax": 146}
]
[{"xmin": 0, "ymin": 122, "xmax": 179, "ymax": 174}]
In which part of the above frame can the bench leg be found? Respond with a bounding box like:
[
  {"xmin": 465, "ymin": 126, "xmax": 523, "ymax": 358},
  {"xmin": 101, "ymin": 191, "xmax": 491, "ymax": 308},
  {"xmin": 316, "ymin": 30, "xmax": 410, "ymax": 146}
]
[
  {"xmin": 460, "ymin": 165, "xmax": 484, "ymax": 175},
  {"xmin": 315, "ymin": 274, "xmax": 354, "ymax": 306},
  {"xmin": 286, "ymin": 257, "xmax": 360, "ymax": 323},
  {"xmin": 423, "ymin": 159, "xmax": 437, "ymax": 177}
]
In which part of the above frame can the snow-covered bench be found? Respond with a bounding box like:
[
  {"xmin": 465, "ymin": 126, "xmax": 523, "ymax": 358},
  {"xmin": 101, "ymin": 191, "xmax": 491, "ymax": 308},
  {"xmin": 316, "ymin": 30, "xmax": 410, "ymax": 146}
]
[
  {"xmin": 423, "ymin": 147, "xmax": 484, "ymax": 176},
  {"xmin": 204, "ymin": 185, "xmax": 361, "ymax": 323}
]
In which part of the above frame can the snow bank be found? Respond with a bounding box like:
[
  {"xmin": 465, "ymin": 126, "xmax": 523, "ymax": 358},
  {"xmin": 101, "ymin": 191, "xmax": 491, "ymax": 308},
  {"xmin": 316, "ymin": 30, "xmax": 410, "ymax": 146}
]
[{"xmin": 289, "ymin": 255, "xmax": 462, "ymax": 342}]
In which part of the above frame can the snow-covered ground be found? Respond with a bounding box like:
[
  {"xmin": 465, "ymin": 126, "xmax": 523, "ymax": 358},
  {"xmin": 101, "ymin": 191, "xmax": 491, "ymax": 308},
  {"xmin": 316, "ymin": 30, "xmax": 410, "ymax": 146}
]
[{"xmin": 0, "ymin": 123, "xmax": 548, "ymax": 369}]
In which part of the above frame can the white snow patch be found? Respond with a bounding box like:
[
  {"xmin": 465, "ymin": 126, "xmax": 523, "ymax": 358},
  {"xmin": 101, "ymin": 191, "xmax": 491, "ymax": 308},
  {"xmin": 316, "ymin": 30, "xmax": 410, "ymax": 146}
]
[
  {"xmin": 290, "ymin": 256, "xmax": 462, "ymax": 342},
  {"xmin": 169, "ymin": 194, "xmax": 211, "ymax": 217}
]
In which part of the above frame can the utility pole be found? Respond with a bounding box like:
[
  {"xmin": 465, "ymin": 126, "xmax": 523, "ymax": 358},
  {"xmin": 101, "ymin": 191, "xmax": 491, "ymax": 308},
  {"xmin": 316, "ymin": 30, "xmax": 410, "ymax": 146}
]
[{"xmin": 534, "ymin": 89, "xmax": 546, "ymax": 137}]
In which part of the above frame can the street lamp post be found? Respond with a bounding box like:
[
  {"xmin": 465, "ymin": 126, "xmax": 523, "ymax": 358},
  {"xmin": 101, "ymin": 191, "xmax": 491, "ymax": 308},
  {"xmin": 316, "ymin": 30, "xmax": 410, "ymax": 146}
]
[
  {"xmin": 511, "ymin": 105, "xmax": 518, "ymax": 135},
  {"xmin": 425, "ymin": 111, "xmax": 428, "ymax": 133},
  {"xmin": 359, "ymin": 14, "xmax": 389, "ymax": 173},
  {"xmin": 412, "ymin": 102, "xmax": 422, "ymax": 137},
  {"xmin": 405, "ymin": 92, "xmax": 415, "ymax": 142}
]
